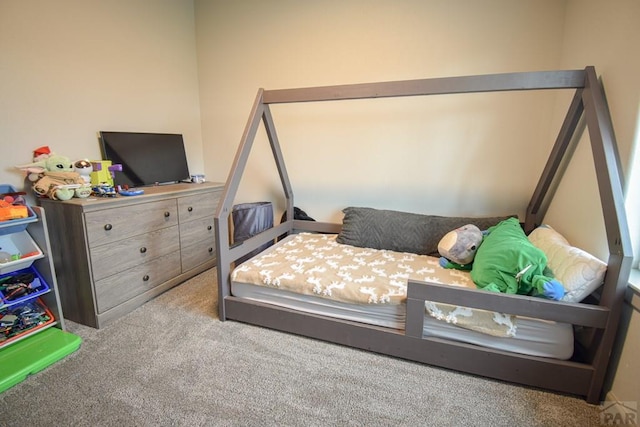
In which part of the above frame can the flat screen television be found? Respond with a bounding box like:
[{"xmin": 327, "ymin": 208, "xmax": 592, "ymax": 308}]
[{"xmin": 99, "ymin": 131, "xmax": 191, "ymax": 188}]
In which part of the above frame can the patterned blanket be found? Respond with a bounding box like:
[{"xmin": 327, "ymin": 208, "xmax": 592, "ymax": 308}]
[{"xmin": 231, "ymin": 233, "xmax": 517, "ymax": 337}]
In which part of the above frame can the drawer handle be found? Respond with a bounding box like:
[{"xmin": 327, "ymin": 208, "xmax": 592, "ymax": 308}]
[
  {"xmin": 140, "ymin": 247, "xmax": 147, "ymax": 253},
  {"xmin": 207, "ymin": 225, "xmax": 212, "ymax": 231},
  {"xmin": 143, "ymin": 275, "xmax": 150, "ymax": 281},
  {"xmin": 188, "ymin": 206, "xmax": 193, "ymax": 212},
  {"xmin": 164, "ymin": 211, "xmax": 171, "ymax": 218},
  {"xmin": 208, "ymin": 247, "xmax": 213, "ymax": 253},
  {"xmin": 104, "ymin": 224, "xmax": 113, "ymax": 231}
]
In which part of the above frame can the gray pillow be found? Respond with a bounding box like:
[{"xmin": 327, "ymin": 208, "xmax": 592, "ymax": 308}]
[{"xmin": 336, "ymin": 207, "xmax": 514, "ymax": 256}]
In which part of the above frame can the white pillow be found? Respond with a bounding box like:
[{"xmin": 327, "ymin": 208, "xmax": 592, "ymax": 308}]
[{"xmin": 528, "ymin": 225, "xmax": 607, "ymax": 303}]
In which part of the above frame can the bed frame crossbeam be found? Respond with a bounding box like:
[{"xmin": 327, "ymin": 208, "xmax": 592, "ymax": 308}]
[
  {"xmin": 214, "ymin": 67, "xmax": 632, "ymax": 404},
  {"xmin": 262, "ymin": 70, "xmax": 585, "ymax": 103}
]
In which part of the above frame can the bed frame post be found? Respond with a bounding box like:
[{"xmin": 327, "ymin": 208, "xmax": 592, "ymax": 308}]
[
  {"xmin": 262, "ymin": 104, "xmax": 295, "ymax": 222},
  {"xmin": 524, "ymin": 67, "xmax": 632, "ymax": 403},
  {"xmin": 215, "ymin": 89, "xmax": 266, "ymax": 320},
  {"xmin": 581, "ymin": 66, "xmax": 633, "ymax": 403},
  {"xmin": 525, "ymin": 88, "xmax": 584, "ymax": 232},
  {"xmin": 215, "ymin": 90, "xmax": 299, "ymax": 320}
]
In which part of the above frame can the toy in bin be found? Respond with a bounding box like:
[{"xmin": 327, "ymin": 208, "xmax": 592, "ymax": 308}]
[
  {"xmin": 0, "ymin": 266, "xmax": 50, "ymax": 306},
  {"xmin": 0, "ymin": 185, "xmax": 37, "ymax": 235},
  {"xmin": 0, "ymin": 192, "xmax": 28, "ymax": 222},
  {"xmin": 0, "ymin": 299, "xmax": 53, "ymax": 344}
]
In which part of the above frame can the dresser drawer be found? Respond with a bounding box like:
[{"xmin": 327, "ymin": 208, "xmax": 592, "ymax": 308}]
[
  {"xmin": 181, "ymin": 239, "xmax": 216, "ymax": 272},
  {"xmin": 90, "ymin": 226, "xmax": 180, "ymax": 281},
  {"xmin": 85, "ymin": 199, "xmax": 178, "ymax": 247},
  {"xmin": 179, "ymin": 215, "xmax": 215, "ymax": 248},
  {"xmin": 177, "ymin": 191, "xmax": 220, "ymax": 223},
  {"xmin": 94, "ymin": 252, "xmax": 181, "ymax": 314}
]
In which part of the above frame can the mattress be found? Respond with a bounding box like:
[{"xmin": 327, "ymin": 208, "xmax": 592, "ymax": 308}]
[{"xmin": 230, "ymin": 233, "xmax": 574, "ymax": 359}]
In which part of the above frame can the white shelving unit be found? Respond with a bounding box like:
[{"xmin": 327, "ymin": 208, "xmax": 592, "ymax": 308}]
[
  {"xmin": 0, "ymin": 203, "xmax": 81, "ymax": 394},
  {"xmin": 0, "ymin": 206, "xmax": 66, "ymax": 348}
]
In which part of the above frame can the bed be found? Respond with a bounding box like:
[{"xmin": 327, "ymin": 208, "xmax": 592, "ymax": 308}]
[
  {"xmin": 231, "ymin": 230, "xmax": 578, "ymax": 360},
  {"xmin": 214, "ymin": 67, "xmax": 632, "ymax": 404}
]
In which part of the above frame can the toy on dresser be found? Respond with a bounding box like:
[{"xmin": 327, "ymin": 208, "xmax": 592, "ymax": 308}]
[
  {"xmin": 15, "ymin": 146, "xmax": 92, "ymax": 200},
  {"xmin": 74, "ymin": 159, "xmax": 93, "ymax": 183},
  {"xmin": 88, "ymin": 160, "xmax": 124, "ymax": 197}
]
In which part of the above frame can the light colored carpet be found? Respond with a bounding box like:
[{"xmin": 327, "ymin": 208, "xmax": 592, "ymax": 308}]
[{"xmin": 0, "ymin": 268, "xmax": 603, "ymax": 426}]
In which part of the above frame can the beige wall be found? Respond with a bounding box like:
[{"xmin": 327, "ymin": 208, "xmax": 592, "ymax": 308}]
[
  {"xmin": 1, "ymin": 0, "xmax": 638, "ymax": 406},
  {"xmin": 196, "ymin": 0, "xmax": 567, "ymax": 223},
  {"xmin": 544, "ymin": 0, "xmax": 640, "ymax": 263},
  {"xmin": 196, "ymin": 0, "xmax": 639, "ymax": 406},
  {"xmin": 552, "ymin": 0, "xmax": 640, "ymax": 408},
  {"xmin": 0, "ymin": 0, "xmax": 204, "ymax": 192}
]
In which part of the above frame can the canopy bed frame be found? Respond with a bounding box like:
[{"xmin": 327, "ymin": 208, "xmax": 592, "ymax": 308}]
[{"xmin": 214, "ymin": 66, "xmax": 632, "ymax": 404}]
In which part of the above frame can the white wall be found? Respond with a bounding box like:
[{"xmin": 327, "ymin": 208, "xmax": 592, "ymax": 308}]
[
  {"xmin": 196, "ymin": 0, "xmax": 567, "ymax": 223},
  {"xmin": 0, "ymin": 0, "xmax": 204, "ymax": 192}
]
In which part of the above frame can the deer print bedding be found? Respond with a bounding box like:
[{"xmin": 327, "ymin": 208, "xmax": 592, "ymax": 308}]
[{"xmin": 231, "ymin": 233, "xmax": 518, "ymax": 337}]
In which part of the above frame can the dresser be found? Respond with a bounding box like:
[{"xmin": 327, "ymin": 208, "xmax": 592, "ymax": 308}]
[{"xmin": 40, "ymin": 182, "xmax": 223, "ymax": 328}]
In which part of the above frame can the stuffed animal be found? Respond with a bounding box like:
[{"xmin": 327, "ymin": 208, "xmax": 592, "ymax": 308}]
[
  {"xmin": 438, "ymin": 224, "xmax": 484, "ymax": 271},
  {"xmin": 74, "ymin": 159, "xmax": 93, "ymax": 183},
  {"xmin": 0, "ymin": 193, "xmax": 29, "ymax": 221},
  {"xmin": 438, "ymin": 217, "xmax": 565, "ymax": 300},
  {"xmin": 16, "ymin": 148, "xmax": 91, "ymax": 200}
]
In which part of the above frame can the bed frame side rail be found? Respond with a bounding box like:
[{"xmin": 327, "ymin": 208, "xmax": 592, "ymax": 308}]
[
  {"xmin": 403, "ymin": 278, "xmax": 611, "ymax": 401},
  {"xmin": 405, "ymin": 279, "xmax": 609, "ymax": 337},
  {"xmin": 224, "ymin": 291, "xmax": 599, "ymax": 400}
]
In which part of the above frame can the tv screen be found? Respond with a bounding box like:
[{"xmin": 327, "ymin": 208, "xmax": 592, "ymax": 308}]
[{"xmin": 99, "ymin": 131, "xmax": 191, "ymax": 188}]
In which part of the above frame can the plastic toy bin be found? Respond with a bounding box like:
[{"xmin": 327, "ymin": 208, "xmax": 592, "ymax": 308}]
[
  {"xmin": 0, "ymin": 231, "xmax": 44, "ymax": 275},
  {"xmin": 0, "ymin": 185, "xmax": 37, "ymax": 236},
  {"xmin": 0, "ymin": 266, "xmax": 50, "ymax": 307},
  {"xmin": 0, "ymin": 298, "xmax": 55, "ymax": 347}
]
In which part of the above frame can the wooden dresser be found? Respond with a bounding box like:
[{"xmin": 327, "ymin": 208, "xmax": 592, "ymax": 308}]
[{"xmin": 40, "ymin": 182, "xmax": 223, "ymax": 328}]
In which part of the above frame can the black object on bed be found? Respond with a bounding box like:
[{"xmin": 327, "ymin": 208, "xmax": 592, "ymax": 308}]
[{"xmin": 214, "ymin": 67, "xmax": 632, "ymax": 404}]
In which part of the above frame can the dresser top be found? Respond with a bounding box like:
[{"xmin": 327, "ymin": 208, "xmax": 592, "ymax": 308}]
[{"xmin": 39, "ymin": 181, "xmax": 224, "ymax": 211}]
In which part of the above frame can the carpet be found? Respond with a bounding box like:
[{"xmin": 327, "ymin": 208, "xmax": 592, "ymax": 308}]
[{"xmin": 0, "ymin": 268, "xmax": 603, "ymax": 426}]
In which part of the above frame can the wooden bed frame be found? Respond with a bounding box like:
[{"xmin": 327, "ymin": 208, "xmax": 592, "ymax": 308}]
[{"xmin": 214, "ymin": 66, "xmax": 632, "ymax": 404}]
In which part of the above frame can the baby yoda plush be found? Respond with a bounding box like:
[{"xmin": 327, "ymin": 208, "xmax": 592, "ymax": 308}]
[
  {"xmin": 438, "ymin": 224, "xmax": 484, "ymax": 270},
  {"xmin": 16, "ymin": 150, "xmax": 90, "ymax": 200},
  {"xmin": 438, "ymin": 218, "xmax": 565, "ymax": 300}
]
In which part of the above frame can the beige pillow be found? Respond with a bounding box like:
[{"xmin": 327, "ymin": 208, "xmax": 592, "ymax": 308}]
[{"xmin": 528, "ymin": 225, "xmax": 607, "ymax": 303}]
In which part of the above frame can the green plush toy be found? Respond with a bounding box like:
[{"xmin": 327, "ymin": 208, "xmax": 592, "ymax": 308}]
[{"xmin": 439, "ymin": 217, "xmax": 565, "ymax": 300}]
